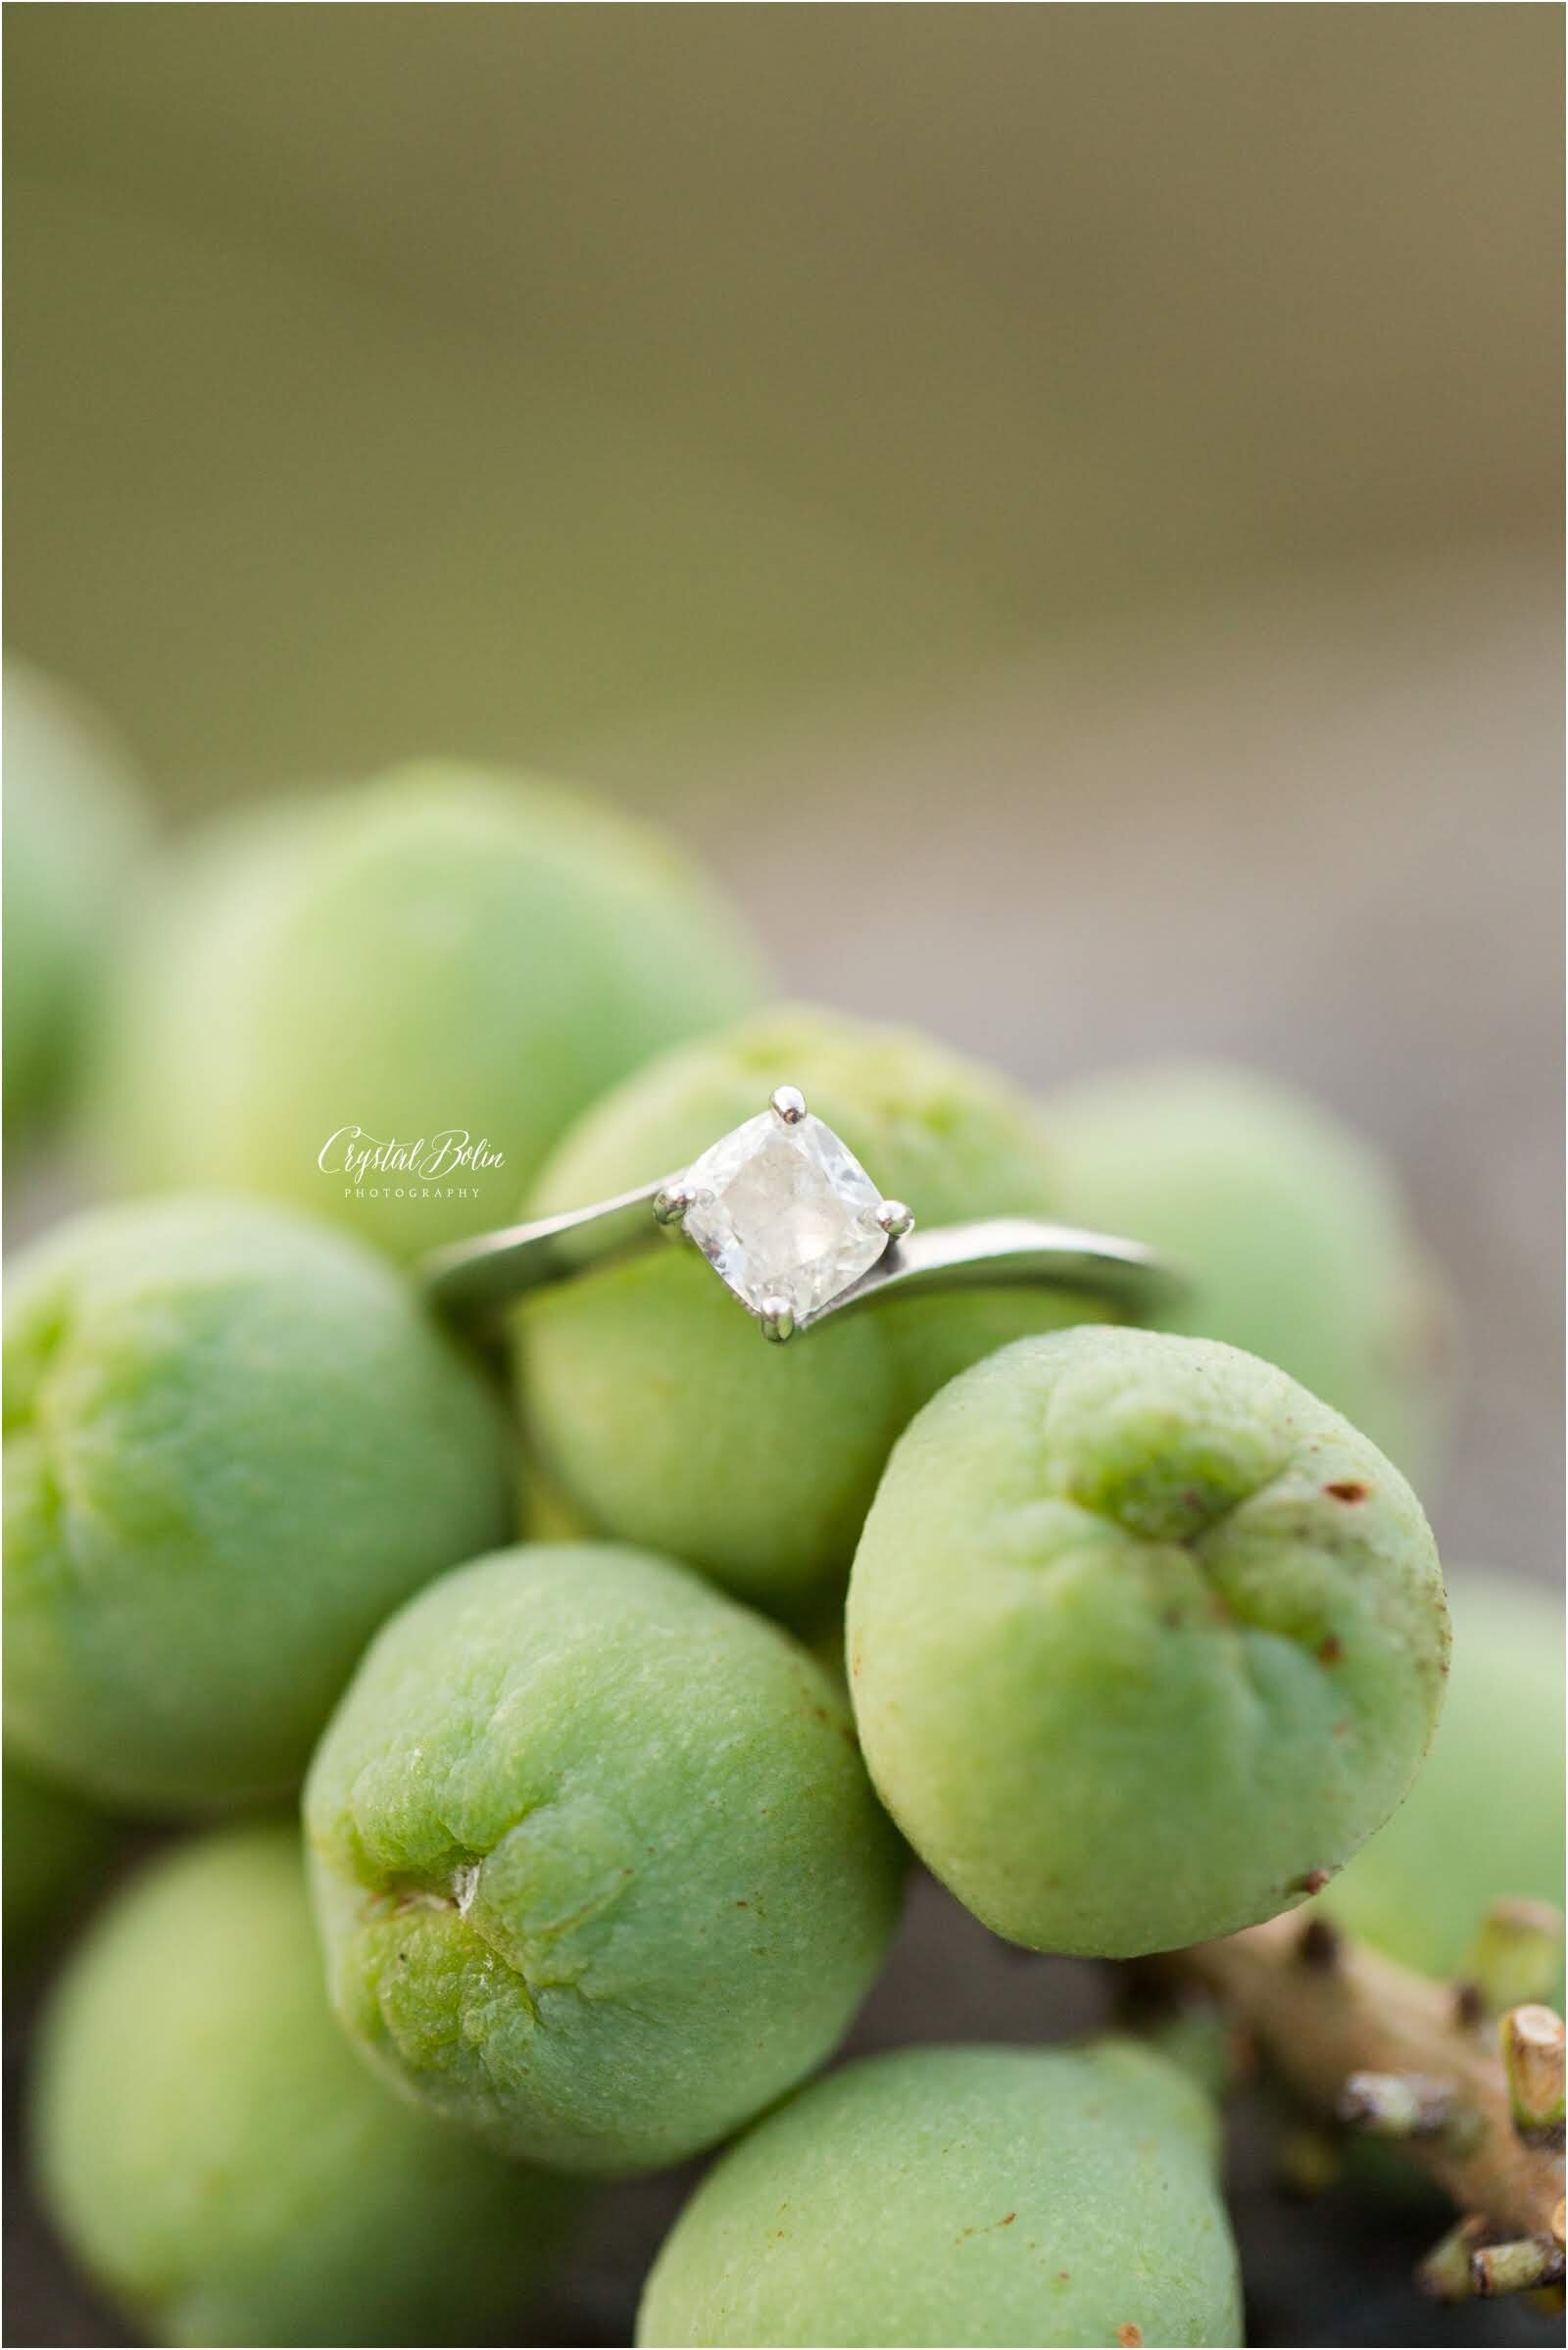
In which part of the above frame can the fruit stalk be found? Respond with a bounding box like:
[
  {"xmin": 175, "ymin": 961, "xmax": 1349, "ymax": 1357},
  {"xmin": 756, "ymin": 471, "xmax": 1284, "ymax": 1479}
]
[{"xmin": 1155, "ymin": 1906, "xmax": 1566, "ymax": 2301}]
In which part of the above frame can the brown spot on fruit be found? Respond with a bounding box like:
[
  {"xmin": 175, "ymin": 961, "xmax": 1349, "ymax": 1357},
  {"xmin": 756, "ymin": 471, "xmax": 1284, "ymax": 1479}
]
[
  {"xmin": 1324, "ymin": 1480, "xmax": 1368, "ymax": 1503},
  {"xmin": 1294, "ymin": 1868, "xmax": 1332, "ymax": 1895},
  {"xmin": 1316, "ymin": 1635, "xmax": 1344, "ymax": 1664},
  {"xmin": 1000, "ymin": 2212, "xmax": 1015, "ymax": 2226},
  {"xmin": 1119, "ymin": 2327, "xmax": 1144, "ymax": 2348}
]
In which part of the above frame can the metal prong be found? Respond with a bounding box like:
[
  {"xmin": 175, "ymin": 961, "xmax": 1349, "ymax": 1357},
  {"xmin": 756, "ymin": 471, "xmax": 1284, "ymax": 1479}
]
[
  {"xmin": 760, "ymin": 1296, "xmax": 795, "ymax": 1344},
  {"xmin": 876, "ymin": 1199, "xmax": 915, "ymax": 1240},
  {"xmin": 653, "ymin": 1183, "xmax": 693, "ymax": 1228},
  {"xmin": 770, "ymin": 1085, "xmax": 807, "ymax": 1124}
]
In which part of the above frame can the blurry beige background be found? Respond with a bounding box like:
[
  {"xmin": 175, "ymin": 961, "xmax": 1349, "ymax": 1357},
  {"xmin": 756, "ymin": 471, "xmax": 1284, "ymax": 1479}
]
[{"xmin": 4, "ymin": 14, "xmax": 1563, "ymax": 2348}]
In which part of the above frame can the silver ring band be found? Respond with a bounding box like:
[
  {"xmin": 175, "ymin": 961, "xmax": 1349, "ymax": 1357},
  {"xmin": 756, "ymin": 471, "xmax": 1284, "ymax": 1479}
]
[
  {"xmin": 423, "ymin": 1190, "xmax": 1184, "ymax": 1330},
  {"xmin": 420, "ymin": 1082, "xmax": 1183, "ymax": 1342}
]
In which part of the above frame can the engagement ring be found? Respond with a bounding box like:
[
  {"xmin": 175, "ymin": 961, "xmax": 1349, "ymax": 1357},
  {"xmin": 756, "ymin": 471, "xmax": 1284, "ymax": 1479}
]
[{"xmin": 421, "ymin": 1083, "xmax": 1184, "ymax": 1342}]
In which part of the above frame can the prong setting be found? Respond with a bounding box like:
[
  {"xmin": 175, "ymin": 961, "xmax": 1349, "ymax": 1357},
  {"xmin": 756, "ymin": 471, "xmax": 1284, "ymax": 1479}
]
[
  {"xmin": 660, "ymin": 1089, "xmax": 915, "ymax": 1342},
  {"xmin": 760, "ymin": 1296, "xmax": 795, "ymax": 1344},
  {"xmin": 653, "ymin": 1182, "xmax": 694, "ymax": 1229}
]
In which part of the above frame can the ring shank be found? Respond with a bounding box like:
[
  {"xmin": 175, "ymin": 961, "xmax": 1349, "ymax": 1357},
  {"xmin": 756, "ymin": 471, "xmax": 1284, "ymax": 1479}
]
[
  {"xmin": 809, "ymin": 1218, "xmax": 1185, "ymax": 1326},
  {"xmin": 421, "ymin": 1192, "xmax": 1183, "ymax": 1327},
  {"xmin": 419, "ymin": 1176, "xmax": 674, "ymax": 1316}
]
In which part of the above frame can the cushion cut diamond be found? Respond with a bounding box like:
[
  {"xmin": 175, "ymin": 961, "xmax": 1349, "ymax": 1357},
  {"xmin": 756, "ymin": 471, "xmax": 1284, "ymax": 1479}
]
[{"xmin": 681, "ymin": 1110, "xmax": 889, "ymax": 1324}]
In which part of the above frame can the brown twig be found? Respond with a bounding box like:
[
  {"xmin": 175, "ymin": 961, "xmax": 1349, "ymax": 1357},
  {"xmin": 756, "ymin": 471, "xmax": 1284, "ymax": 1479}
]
[
  {"xmin": 1155, "ymin": 1905, "xmax": 1566, "ymax": 2302},
  {"xmin": 1503, "ymin": 2006, "xmax": 1568, "ymax": 2142}
]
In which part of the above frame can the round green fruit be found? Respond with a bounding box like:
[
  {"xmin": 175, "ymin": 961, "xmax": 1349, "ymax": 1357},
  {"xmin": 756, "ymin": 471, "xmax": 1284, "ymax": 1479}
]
[
  {"xmin": 518, "ymin": 1006, "xmax": 1102, "ymax": 1619},
  {"xmin": 306, "ymin": 1542, "xmax": 906, "ymax": 2177},
  {"xmin": 4, "ymin": 653, "xmax": 147, "ymax": 1137},
  {"xmin": 5, "ymin": 1196, "xmax": 514, "ymax": 1811},
  {"xmin": 847, "ymin": 1325, "xmax": 1448, "ymax": 1957},
  {"xmin": 34, "ymin": 1822, "xmax": 571, "ymax": 2347},
  {"xmin": 1044, "ymin": 1059, "xmax": 1453, "ymax": 1481},
  {"xmin": 637, "ymin": 2040, "xmax": 1243, "ymax": 2348},
  {"xmin": 96, "ymin": 761, "xmax": 767, "ymax": 1260},
  {"xmin": 1320, "ymin": 1571, "xmax": 1564, "ymax": 1981}
]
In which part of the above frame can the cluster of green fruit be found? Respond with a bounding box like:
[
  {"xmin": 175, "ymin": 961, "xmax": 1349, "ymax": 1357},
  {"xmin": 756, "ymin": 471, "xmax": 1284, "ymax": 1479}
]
[{"xmin": 5, "ymin": 661, "xmax": 1561, "ymax": 2348}]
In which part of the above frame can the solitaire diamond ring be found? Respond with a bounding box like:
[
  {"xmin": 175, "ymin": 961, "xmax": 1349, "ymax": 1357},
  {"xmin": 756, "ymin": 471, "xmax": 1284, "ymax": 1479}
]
[{"xmin": 420, "ymin": 1084, "xmax": 1185, "ymax": 1342}]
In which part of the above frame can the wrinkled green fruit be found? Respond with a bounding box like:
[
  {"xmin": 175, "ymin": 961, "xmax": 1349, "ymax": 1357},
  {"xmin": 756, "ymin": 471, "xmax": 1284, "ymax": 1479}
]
[
  {"xmin": 2, "ymin": 1754, "xmax": 116, "ymax": 1963},
  {"xmin": 5, "ymin": 1197, "xmax": 513, "ymax": 1811},
  {"xmin": 518, "ymin": 1006, "xmax": 1103, "ymax": 1619},
  {"xmin": 95, "ymin": 762, "xmax": 766, "ymax": 1260},
  {"xmin": 1045, "ymin": 1059, "xmax": 1453, "ymax": 1482},
  {"xmin": 637, "ymin": 2040, "xmax": 1243, "ymax": 2348},
  {"xmin": 4, "ymin": 654, "xmax": 147, "ymax": 1136},
  {"xmin": 307, "ymin": 1542, "xmax": 905, "ymax": 2177},
  {"xmin": 847, "ymin": 1326, "xmax": 1448, "ymax": 1957},
  {"xmin": 1320, "ymin": 1572, "xmax": 1564, "ymax": 1981},
  {"xmin": 34, "ymin": 1823, "xmax": 572, "ymax": 2347}
]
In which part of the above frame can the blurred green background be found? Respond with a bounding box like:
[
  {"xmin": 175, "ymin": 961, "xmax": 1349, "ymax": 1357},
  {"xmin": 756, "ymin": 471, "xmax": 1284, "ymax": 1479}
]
[{"xmin": 4, "ymin": 9, "xmax": 1563, "ymax": 2346}]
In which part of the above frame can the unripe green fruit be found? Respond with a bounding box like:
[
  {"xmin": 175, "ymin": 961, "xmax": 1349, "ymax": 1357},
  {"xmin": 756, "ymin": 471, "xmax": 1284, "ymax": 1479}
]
[
  {"xmin": 1320, "ymin": 1572, "xmax": 1564, "ymax": 1980},
  {"xmin": 34, "ymin": 1823, "xmax": 572, "ymax": 2347},
  {"xmin": 4, "ymin": 654, "xmax": 147, "ymax": 1136},
  {"xmin": 1044, "ymin": 1059, "xmax": 1453, "ymax": 1481},
  {"xmin": 2, "ymin": 1754, "xmax": 116, "ymax": 1963},
  {"xmin": 518, "ymin": 1006, "xmax": 1100, "ymax": 1618},
  {"xmin": 95, "ymin": 762, "xmax": 767, "ymax": 1261},
  {"xmin": 847, "ymin": 1326, "xmax": 1448, "ymax": 1957},
  {"xmin": 306, "ymin": 1542, "xmax": 906, "ymax": 2177},
  {"xmin": 637, "ymin": 2040, "xmax": 1243, "ymax": 2348},
  {"xmin": 4, "ymin": 1197, "xmax": 513, "ymax": 1811}
]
